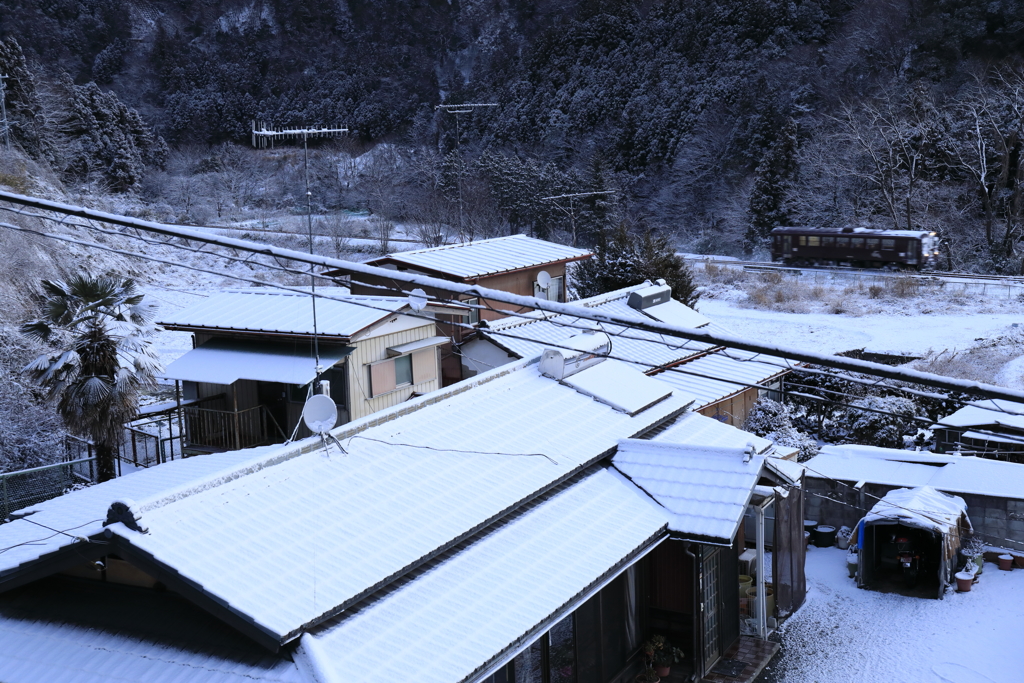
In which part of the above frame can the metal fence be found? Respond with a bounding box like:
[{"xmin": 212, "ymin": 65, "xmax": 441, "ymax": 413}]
[{"xmin": 0, "ymin": 456, "xmax": 97, "ymax": 521}]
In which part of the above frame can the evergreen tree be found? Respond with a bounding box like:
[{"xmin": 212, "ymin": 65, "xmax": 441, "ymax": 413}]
[
  {"xmin": 745, "ymin": 119, "xmax": 798, "ymax": 254},
  {"xmin": 572, "ymin": 222, "xmax": 700, "ymax": 307}
]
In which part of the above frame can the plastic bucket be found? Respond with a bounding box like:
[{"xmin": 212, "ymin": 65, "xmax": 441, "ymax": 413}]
[
  {"xmin": 999, "ymin": 554, "xmax": 1014, "ymax": 571},
  {"xmin": 814, "ymin": 525, "xmax": 837, "ymax": 548},
  {"xmin": 804, "ymin": 520, "xmax": 818, "ymax": 534},
  {"xmin": 739, "ymin": 575, "xmax": 753, "ymax": 593}
]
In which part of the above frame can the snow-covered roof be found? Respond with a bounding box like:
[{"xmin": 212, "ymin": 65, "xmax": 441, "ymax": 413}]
[
  {"xmin": 613, "ymin": 439, "xmax": 764, "ymax": 544},
  {"xmin": 161, "ymin": 339, "xmax": 354, "ymax": 384},
  {"xmin": 0, "ymin": 357, "xmax": 689, "ymax": 650},
  {"xmin": 482, "ymin": 283, "xmax": 714, "ymax": 370},
  {"xmin": 648, "ymin": 349, "xmax": 788, "ymax": 410},
  {"xmin": 863, "ymin": 486, "xmax": 968, "ymax": 534},
  {"xmin": 300, "ymin": 466, "xmax": 668, "ymax": 683},
  {"xmin": 806, "ymin": 444, "xmax": 1024, "ymax": 500},
  {"xmin": 771, "ymin": 226, "xmax": 936, "ymax": 239},
  {"xmin": 366, "ymin": 234, "xmax": 591, "ymax": 279},
  {"xmin": 934, "ymin": 400, "xmax": 1024, "ymax": 432},
  {"xmin": 0, "ymin": 610, "xmax": 306, "ymax": 683},
  {"xmin": 158, "ymin": 290, "xmax": 415, "ymax": 339},
  {"xmin": 650, "ymin": 411, "xmax": 774, "ymax": 453}
]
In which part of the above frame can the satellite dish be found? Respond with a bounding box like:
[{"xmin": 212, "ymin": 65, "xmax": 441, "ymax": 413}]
[
  {"xmin": 536, "ymin": 270, "xmax": 552, "ymax": 290},
  {"xmin": 408, "ymin": 288, "xmax": 428, "ymax": 312},
  {"xmin": 302, "ymin": 393, "xmax": 338, "ymax": 433}
]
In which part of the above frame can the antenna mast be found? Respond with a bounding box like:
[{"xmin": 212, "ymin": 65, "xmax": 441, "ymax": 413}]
[
  {"xmin": 541, "ymin": 190, "xmax": 616, "ymax": 247},
  {"xmin": 0, "ymin": 74, "xmax": 11, "ymax": 151},
  {"xmin": 251, "ymin": 121, "xmax": 348, "ymax": 384},
  {"xmin": 435, "ymin": 103, "xmax": 497, "ymax": 239}
]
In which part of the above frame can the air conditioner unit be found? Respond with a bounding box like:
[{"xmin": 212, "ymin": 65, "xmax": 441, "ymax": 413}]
[{"xmin": 739, "ymin": 549, "xmax": 758, "ymax": 579}]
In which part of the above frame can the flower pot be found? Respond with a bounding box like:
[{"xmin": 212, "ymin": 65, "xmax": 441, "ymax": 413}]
[
  {"xmin": 955, "ymin": 571, "xmax": 974, "ymax": 592},
  {"xmin": 739, "ymin": 574, "xmax": 753, "ymax": 594},
  {"xmin": 655, "ymin": 665, "xmax": 671, "ymax": 677},
  {"xmin": 847, "ymin": 555, "xmax": 858, "ymax": 578},
  {"xmin": 998, "ymin": 554, "xmax": 1014, "ymax": 571},
  {"xmin": 1015, "ymin": 555, "xmax": 1024, "ymax": 569}
]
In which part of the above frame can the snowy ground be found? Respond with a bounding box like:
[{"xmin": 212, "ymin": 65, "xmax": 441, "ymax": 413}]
[
  {"xmin": 698, "ymin": 299, "xmax": 1023, "ymax": 357},
  {"xmin": 761, "ymin": 547, "xmax": 1024, "ymax": 683}
]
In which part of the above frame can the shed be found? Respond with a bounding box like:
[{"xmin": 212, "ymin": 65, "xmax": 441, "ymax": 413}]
[{"xmin": 856, "ymin": 486, "xmax": 971, "ymax": 599}]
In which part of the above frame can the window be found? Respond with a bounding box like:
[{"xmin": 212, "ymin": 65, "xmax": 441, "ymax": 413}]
[
  {"xmin": 534, "ymin": 276, "xmax": 564, "ymax": 302},
  {"xmin": 822, "ymin": 236, "xmax": 834, "ymax": 246},
  {"xmin": 851, "ymin": 237, "xmax": 864, "ymax": 248},
  {"xmin": 882, "ymin": 239, "xmax": 895, "ymax": 250},
  {"xmin": 368, "ymin": 348, "xmax": 437, "ymax": 397},
  {"xmin": 798, "ymin": 236, "xmax": 806, "ymax": 246},
  {"xmin": 465, "ymin": 297, "xmax": 480, "ymax": 325},
  {"xmin": 807, "ymin": 235, "xmax": 820, "ymax": 247},
  {"xmin": 837, "ymin": 237, "xmax": 849, "ymax": 247},
  {"xmin": 866, "ymin": 238, "xmax": 879, "ymax": 249}
]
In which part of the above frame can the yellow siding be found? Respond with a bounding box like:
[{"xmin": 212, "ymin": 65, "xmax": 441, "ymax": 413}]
[{"xmin": 347, "ymin": 324, "xmax": 441, "ymax": 421}]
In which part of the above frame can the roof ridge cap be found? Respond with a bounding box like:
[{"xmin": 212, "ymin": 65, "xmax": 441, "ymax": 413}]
[{"xmin": 135, "ymin": 359, "xmax": 534, "ymax": 515}]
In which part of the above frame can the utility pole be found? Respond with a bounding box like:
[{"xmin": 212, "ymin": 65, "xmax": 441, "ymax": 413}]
[
  {"xmin": 0, "ymin": 74, "xmax": 11, "ymax": 151},
  {"xmin": 541, "ymin": 190, "xmax": 616, "ymax": 247},
  {"xmin": 251, "ymin": 122, "xmax": 348, "ymax": 383},
  {"xmin": 435, "ymin": 103, "xmax": 497, "ymax": 240}
]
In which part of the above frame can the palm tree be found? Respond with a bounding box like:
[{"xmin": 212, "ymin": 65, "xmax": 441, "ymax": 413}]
[{"xmin": 21, "ymin": 276, "xmax": 161, "ymax": 482}]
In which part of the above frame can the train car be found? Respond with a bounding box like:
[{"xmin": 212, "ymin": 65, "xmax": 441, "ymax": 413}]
[{"xmin": 770, "ymin": 227, "xmax": 940, "ymax": 269}]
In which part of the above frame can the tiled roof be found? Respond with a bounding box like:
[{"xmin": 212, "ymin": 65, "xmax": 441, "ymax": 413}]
[
  {"xmin": 157, "ymin": 290, "xmax": 412, "ymax": 338},
  {"xmin": 301, "ymin": 466, "xmax": 668, "ymax": 683},
  {"xmin": 613, "ymin": 439, "xmax": 764, "ymax": 543},
  {"xmin": 0, "ymin": 617, "xmax": 306, "ymax": 683},
  {"xmin": 1, "ymin": 358, "xmax": 689, "ymax": 648},
  {"xmin": 368, "ymin": 235, "xmax": 591, "ymax": 279},
  {"xmin": 651, "ymin": 411, "xmax": 774, "ymax": 453}
]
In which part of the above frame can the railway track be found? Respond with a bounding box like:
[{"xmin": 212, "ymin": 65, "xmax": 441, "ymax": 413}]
[{"xmin": 684, "ymin": 256, "xmax": 1024, "ymax": 286}]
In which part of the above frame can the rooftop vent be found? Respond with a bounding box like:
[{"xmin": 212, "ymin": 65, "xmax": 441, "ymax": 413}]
[
  {"xmin": 627, "ymin": 284, "xmax": 672, "ymax": 311},
  {"xmin": 539, "ymin": 331, "xmax": 611, "ymax": 381}
]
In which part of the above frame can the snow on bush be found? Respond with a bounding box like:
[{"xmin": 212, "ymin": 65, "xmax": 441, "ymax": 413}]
[
  {"xmin": 744, "ymin": 398, "xmax": 820, "ymax": 462},
  {"xmin": 836, "ymin": 395, "xmax": 919, "ymax": 449}
]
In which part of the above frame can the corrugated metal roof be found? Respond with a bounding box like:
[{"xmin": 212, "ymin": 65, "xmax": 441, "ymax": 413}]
[
  {"xmin": 371, "ymin": 235, "xmax": 591, "ymax": 279},
  {"xmin": 934, "ymin": 400, "xmax": 1024, "ymax": 430},
  {"xmin": 650, "ymin": 350, "xmax": 787, "ymax": 409},
  {"xmin": 3, "ymin": 359, "xmax": 688, "ymax": 645},
  {"xmin": 300, "ymin": 467, "xmax": 668, "ymax": 683},
  {"xmin": 613, "ymin": 439, "xmax": 764, "ymax": 543},
  {"xmin": 483, "ymin": 286, "xmax": 714, "ymax": 370},
  {"xmin": 158, "ymin": 290, "xmax": 413, "ymax": 338},
  {"xmin": 808, "ymin": 444, "xmax": 1024, "ymax": 500},
  {"xmin": 161, "ymin": 340, "xmax": 353, "ymax": 384}
]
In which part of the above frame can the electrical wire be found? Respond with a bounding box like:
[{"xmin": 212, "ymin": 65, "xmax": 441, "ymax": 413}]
[
  {"xmin": 0, "ymin": 518, "xmax": 104, "ymax": 555},
  {"xmin": 344, "ymin": 435, "xmax": 559, "ymax": 465}
]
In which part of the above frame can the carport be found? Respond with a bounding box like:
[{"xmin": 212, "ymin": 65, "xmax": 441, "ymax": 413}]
[{"xmin": 856, "ymin": 486, "xmax": 971, "ymax": 599}]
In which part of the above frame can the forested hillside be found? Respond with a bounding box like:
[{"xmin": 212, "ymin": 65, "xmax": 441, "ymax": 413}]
[{"xmin": 1, "ymin": 0, "xmax": 1024, "ymax": 270}]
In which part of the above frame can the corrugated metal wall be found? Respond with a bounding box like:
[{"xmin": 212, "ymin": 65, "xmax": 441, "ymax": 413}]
[{"xmin": 347, "ymin": 325, "xmax": 442, "ymax": 421}]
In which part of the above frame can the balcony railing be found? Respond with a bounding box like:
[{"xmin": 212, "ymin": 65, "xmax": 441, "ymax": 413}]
[{"xmin": 182, "ymin": 404, "xmax": 286, "ymax": 453}]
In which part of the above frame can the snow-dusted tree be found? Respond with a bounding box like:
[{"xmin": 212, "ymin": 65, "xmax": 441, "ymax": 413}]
[
  {"xmin": 571, "ymin": 221, "xmax": 699, "ymax": 307},
  {"xmin": 21, "ymin": 276, "xmax": 161, "ymax": 482},
  {"xmin": 838, "ymin": 395, "xmax": 919, "ymax": 449},
  {"xmin": 743, "ymin": 397, "xmax": 819, "ymax": 461},
  {"xmin": 745, "ymin": 119, "xmax": 798, "ymax": 254}
]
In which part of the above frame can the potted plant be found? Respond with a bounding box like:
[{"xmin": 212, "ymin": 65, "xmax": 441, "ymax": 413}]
[{"xmin": 642, "ymin": 634, "xmax": 684, "ymax": 678}]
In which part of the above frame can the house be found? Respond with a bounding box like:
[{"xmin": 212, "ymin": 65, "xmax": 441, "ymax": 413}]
[
  {"xmin": 0, "ymin": 336, "xmax": 805, "ymax": 683},
  {"xmin": 802, "ymin": 444, "xmax": 1024, "ymax": 556},
  {"xmin": 459, "ymin": 281, "xmax": 789, "ymax": 428},
  {"xmin": 327, "ymin": 235, "xmax": 592, "ymax": 385},
  {"xmin": 931, "ymin": 400, "xmax": 1024, "ymax": 462},
  {"xmin": 158, "ymin": 289, "xmax": 458, "ymax": 452}
]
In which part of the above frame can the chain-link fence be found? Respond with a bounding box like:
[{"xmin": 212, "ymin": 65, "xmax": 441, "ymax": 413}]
[{"xmin": 0, "ymin": 456, "xmax": 97, "ymax": 521}]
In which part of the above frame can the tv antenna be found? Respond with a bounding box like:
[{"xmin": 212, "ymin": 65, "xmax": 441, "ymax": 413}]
[
  {"xmin": 541, "ymin": 191, "xmax": 616, "ymax": 247},
  {"xmin": 0, "ymin": 74, "xmax": 11, "ymax": 151},
  {"xmin": 251, "ymin": 121, "xmax": 348, "ymax": 387},
  {"xmin": 435, "ymin": 103, "xmax": 497, "ymax": 239}
]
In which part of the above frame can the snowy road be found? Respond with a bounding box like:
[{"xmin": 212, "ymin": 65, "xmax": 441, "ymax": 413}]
[
  {"xmin": 698, "ymin": 300, "xmax": 1023, "ymax": 356},
  {"xmin": 761, "ymin": 548, "xmax": 1023, "ymax": 683}
]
